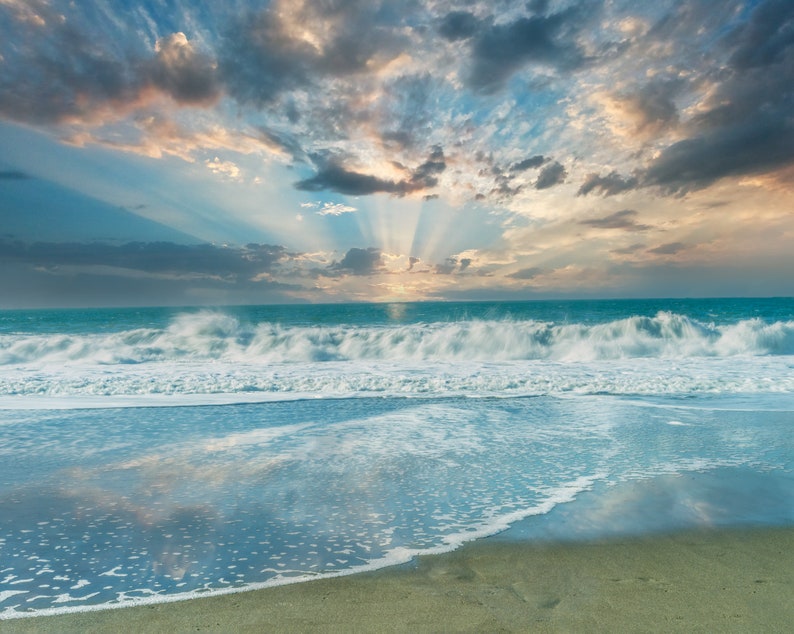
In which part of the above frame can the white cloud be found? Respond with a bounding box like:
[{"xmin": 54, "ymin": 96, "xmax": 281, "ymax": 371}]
[
  {"xmin": 315, "ymin": 202, "xmax": 357, "ymax": 216},
  {"xmin": 205, "ymin": 156, "xmax": 242, "ymax": 181}
]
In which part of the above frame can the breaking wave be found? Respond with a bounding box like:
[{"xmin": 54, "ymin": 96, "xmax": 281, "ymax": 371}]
[{"xmin": 2, "ymin": 310, "xmax": 793, "ymax": 367}]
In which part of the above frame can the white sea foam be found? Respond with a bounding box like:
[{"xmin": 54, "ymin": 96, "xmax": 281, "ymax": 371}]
[
  {"xmin": 0, "ymin": 354, "xmax": 791, "ymax": 408},
  {"xmin": 2, "ymin": 305, "xmax": 792, "ymax": 619},
  {"xmin": 1, "ymin": 392, "xmax": 792, "ymax": 620},
  {"xmin": 0, "ymin": 473, "xmax": 603, "ymax": 621},
  {"xmin": 1, "ymin": 311, "xmax": 793, "ymax": 367},
  {"xmin": 1, "ymin": 310, "xmax": 792, "ymax": 406}
]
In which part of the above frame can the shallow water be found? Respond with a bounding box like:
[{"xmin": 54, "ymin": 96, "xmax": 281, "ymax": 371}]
[{"xmin": 1, "ymin": 299, "xmax": 793, "ymax": 618}]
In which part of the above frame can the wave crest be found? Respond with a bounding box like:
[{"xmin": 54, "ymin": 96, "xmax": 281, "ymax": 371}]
[{"xmin": 1, "ymin": 310, "xmax": 793, "ymax": 366}]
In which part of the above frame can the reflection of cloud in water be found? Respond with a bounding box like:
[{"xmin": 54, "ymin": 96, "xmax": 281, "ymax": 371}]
[
  {"xmin": 3, "ymin": 396, "xmax": 792, "ymax": 615},
  {"xmin": 64, "ymin": 422, "xmax": 317, "ymax": 503},
  {"xmin": 503, "ymin": 467, "xmax": 794, "ymax": 542},
  {"xmin": 0, "ymin": 486, "xmax": 225, "ymax": 605}
]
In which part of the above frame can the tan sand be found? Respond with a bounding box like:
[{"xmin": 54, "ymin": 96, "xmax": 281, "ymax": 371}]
[{"xmin": 3, "ymin": 527, "xmax": 793, "ymax": 633}]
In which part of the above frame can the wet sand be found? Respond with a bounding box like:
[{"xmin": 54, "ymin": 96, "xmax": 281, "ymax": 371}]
[{"xmin": 4, "ymin": 527, "xmax": 793, "ymax": 633}]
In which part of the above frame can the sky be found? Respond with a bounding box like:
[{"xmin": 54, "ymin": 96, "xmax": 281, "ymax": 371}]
[{"xmin": 1, "ymin": 0, "xmax": 793, "ymax": 307}]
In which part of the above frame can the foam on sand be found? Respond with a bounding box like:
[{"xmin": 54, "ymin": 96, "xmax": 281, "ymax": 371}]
[{"xmin": 3, "ymin": 527, "xmax": 792, "ymax": 632}]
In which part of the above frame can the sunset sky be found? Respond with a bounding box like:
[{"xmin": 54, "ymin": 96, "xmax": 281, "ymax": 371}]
[{"xmin": 1, "ymin": 0, "xmax": 793, "ymax": 307}]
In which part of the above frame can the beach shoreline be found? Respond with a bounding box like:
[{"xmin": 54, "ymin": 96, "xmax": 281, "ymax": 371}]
[{"xmin": 4, "ymin": 526, "xmax": 792, "ymax": 633}]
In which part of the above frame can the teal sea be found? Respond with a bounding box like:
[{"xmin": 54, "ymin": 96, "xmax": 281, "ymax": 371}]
[{"xmin": 1, "ymin": 298, "xmax": 793, "ymax": 618}]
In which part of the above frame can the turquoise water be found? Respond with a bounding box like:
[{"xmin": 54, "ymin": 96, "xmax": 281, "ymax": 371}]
[
  {"xmin": 2, "ymin": 297, "xmax": 792, "ymax": 335},
  {"xmin": 1, "ymin": 298, "xmax": 793, "ymax": 617}
]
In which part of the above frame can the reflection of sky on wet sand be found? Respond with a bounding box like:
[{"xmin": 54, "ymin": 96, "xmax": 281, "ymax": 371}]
[
  {"xmin": 500, "ymin": 468, "xmax": 794, "ymax": 543},
  {"xmin": 1, "ymin": 396, "xmax": 792, "ymax": 615}
]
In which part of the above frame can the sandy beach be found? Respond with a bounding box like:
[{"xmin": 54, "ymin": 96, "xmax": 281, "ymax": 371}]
[{"xmin": 3, "ymin": 527, "xmax": 792, "ymax": 633}]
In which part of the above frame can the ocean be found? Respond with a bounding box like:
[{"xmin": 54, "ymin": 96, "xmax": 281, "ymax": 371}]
[{"xmin": 1, "ymin": 298, "xmax": 793, "ymax": 619}]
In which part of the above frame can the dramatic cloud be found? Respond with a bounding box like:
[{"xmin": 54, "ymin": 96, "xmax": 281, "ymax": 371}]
[
  {"xmin": 726, "ymin": 0, "xmax": 794, "ymax": 71},
  {"xmin": 410, "ymin": 146, "xmax": 447, "ymax": 188},
  {"xmin": 528, "ymin": 0, "xmax": 551, "ymax": 14},
  {"xmin": 579, "ymin": 210, "xmax": 651, "ymax": 231},
  {"xmin": 0, "ymin": 12, "xmax": 215, "ymax": 125},
  {"xmin": 643, "ymin": 120, "xmax": 794, "ymax": 194},
  {"xmin": 2, "ymin": 1, "xmax": 794, "ymax": 304},
  {"xmin": 510, "ymin": 155, "xmax": 546, "ymax": 172},
  {"xmin": 535, "ymin": 161, "xmax": 567, "ymax": 190},
  {"xmin": 639, "ymin": 0, "xmax": 794, "ymax": 193},
  {"xmin": 596, "ymin": 79, "xmax": 682, "ymax": 139},
  {"xmin": 331, "ymin": 247, "xmax": 385, "ymax": 276},
  {"xmin": 433, "ymin": 256, "xmax": 474, "ymax": 275},
  {"xmin": 0, "ymin": 241, "xmax": 291, "ymax": 280},
  {"xmin": 147, "ymin": 33, "xmax": 220, "ymax": 105},
  {"xmin": 578, "ymin": 172, "xmax": 639, "ymax": 197},
  {"xmin": 434, "ymin": 258, "xmax": 459, "ymax": 275},
  {"xmin": 377, "ymin": 73, "xmax": 440, "ymax": 151},
  {"xmin": 219, "ymin": 0, "xmax": 406, "ymax": 106},
  {"xmin": 294, "ymin": 163, "xmax": 408, "ymax": 196},
  {"xmin": 466, "ymin": 7, "xmax": 590, "ymax": 93},
  {"xmin": 0, "ymin": 8, "xmax": 139, "ymax": 124},
  {"xmin": 295, "ymin": 147, "xmax": 446, "ymax": 197},
  {"xmin": 438, "ymin": 11, "xmax": 480, "ymax": 42}
]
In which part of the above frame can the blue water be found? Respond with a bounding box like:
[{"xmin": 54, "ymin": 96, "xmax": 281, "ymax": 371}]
[{"xmin": 1, "ymin": 298, "xmax": 793, "ymax": 618}]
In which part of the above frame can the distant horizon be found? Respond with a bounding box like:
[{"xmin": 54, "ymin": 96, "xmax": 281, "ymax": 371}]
[
  {"xmin": 2, "ymin": 294, "xmax": 792, "ymax": 313},
  {"xmin": 2, "ymin": 1, "xmax": 794, "ymax": 306}
]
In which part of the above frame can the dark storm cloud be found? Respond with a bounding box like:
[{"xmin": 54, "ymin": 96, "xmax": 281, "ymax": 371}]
[
  {"xmin": 726, "ymin": 0, "xmax": 794, "ymax": 70},
  {"xmin": 534, "ymin": 161, "xmax": 566, "ymax": 189},
  {"xmin": 619, "ymin": 79, "xmax": 682, "ymax": 134},
  {"xmin": 579, "ymin": 209, "xmax": 651, "ymax": 231},
  {"xmin": 146, "ymin": 33, "xmax": 221, "ymax": 105},
  {"xmin": 219, "ymin": 1, "xmax": 406, "ymax": 106},
  {"xmin": 257, "ymin": 127, "xmax": 308, "ymax": 162},
  {"xmin": 0, "ymin": 240, "xmax": 291, "ymax": 280},
  {"xmin": 411, "ymin": 146, "xmax": 447, "ymax": 188},
  {"xmin": 434, "ymin": 258, "xmax": 459, "ymax": 275},
  {"xmin": 294, "ymin": 163, "xmax": 406, "ymax": 196},
  {"xmin": 577, "ymin": 171, "xmax": 639, "ymax": 197},
  {"xmin": 0, "ymin": 7, "xmax": 141, "ymax": 124},
  {"xmin": 216, "ymin": 12, "xmax": 313, "ymax": 106},
  {"xmin": 475, "ymin": 153, "xmax": 556, "ymax": 199},
  {"xmin": 466, "ymin": 6, "xmax": 591, "ymax": 93},
  {"xmin": 647, "ymin": 241, "xmax": 686, "ymax": 255},
  {"xmin": 640, "ymin": 0, "xmax": 794, "ymax": 193},
  {"xmin": 438, "ymin": 11, "xmax": 481, "ymax": 41},
  {"xmin": 380, "ymin": 74, "xmax": 443, "ymax": 151},
  {"xmin": 0, "ymin": 262, "xmax": 301, "ymax": 309},
  {"xmin": 5, "ymin": 0, "xmax": 792, "ymax": 220},
  {"xmin": 0, "ymin": 3, "xmax": 220, "ymax": 124},
  {"xmin": 295, "ymin": 147, "xmax": 446, "ymax": 196},
  {"xmin": 330, "ymin": 247, "xmax": 384, "ymax": 275},
  {"xmin": 433, "ymin": 256, "xmax": 473, "ymax": 275},
  {"xmin": 643, "ymin": 118, "xmax": 794, "ymax": 194},
  {"xmin": 528, "ymin": 0, "xmax": 551, "ymax": 14},
  {"xmin": 510, "ymin": 155, "xmax": 546, "ymax": 172}
]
